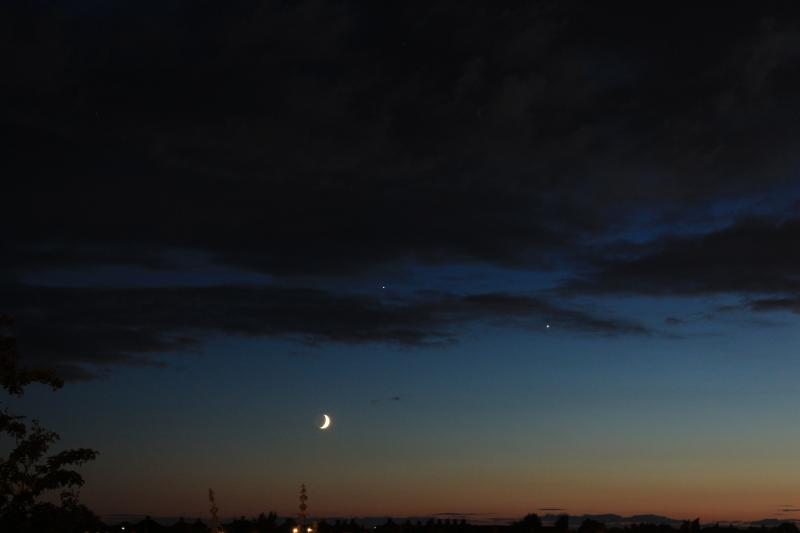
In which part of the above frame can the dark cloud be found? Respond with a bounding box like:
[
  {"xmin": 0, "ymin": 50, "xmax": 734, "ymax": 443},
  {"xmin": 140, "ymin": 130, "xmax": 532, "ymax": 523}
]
[
  {"xmin": 1, "ymin": 284, "xmax": 647, "ymax": 379},
  {"xmin": 3, "ymin": 2, "xmax": 800, "ymax": 377},
  {"xmin": 564, "ymin": 217, "xmax": 800, "ymax": 298},
  {"xmin": 749, "ymin": 296, "xmax": 800, "ymax": 314},
  {"xmin": 370, "ymin": 395, "xmax": 402, "ymax": 405},
  {"xmin": 4, "ymin": 3, "xmax": 800, "ymax": 279}
]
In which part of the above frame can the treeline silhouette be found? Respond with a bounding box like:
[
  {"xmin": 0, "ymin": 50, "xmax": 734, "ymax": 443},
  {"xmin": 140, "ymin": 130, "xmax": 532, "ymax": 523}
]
[{"xmin": 93, "ymin": 514, "xmax": 800, "ymax": 533}]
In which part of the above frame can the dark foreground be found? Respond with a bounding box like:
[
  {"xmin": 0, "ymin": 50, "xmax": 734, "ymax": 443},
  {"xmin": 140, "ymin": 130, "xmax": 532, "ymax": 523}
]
[{"xmin": 56, "ymin": 513, "xmax": 800, "ymax": 533}]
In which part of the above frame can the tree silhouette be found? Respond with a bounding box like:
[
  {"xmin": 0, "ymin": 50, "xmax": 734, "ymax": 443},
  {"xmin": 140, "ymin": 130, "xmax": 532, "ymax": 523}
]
[
  {"xmin": 256, "ymin": 511, "xmax": 280, "ymax": 533},
  {"xmin": 0, "ymin": 316, "xmax": 99, "ymax": 532},
  {"xmin": 578, "ymin": 519, "xmax": 605, "ymax": 533},
  {"xmin": 774, "ymin": 524, "xmax": 800, "ymax": 533},
  {"xmin": 512, "ymin": 513, "xmax": 543, "ymax": 533},
  {"xmin": 554, "ymin": 515, "xmax": 570, "ymax": 533},
  {"xmin": 681, "ymin": 519, "xmax": 701, "ymax": 533}
]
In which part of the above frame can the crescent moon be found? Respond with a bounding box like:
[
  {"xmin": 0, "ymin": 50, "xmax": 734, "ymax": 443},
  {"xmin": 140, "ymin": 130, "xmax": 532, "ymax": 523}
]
[{"xmin": 320, "ymin": 414, "xmax": 331, "ymax": 430}]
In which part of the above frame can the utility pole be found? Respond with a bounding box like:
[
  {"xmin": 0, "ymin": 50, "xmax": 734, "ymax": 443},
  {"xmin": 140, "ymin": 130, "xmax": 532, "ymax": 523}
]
[
  {"xmin": 293, "ymin": 484, "xmax": 314, "ymax": 533},
  {"xmin": 209, "ymin": 488, "xmax": 222, "ymax": 533},
  {"xmin": 299, "ymin": 484, "xmax": 308, "ymax": 526}
]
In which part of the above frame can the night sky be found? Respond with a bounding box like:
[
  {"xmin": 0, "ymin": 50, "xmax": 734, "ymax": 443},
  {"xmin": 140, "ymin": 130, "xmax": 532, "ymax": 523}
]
[{"xmin": 4, "ymin": 1, "xmax": 800, "ymax": 523}]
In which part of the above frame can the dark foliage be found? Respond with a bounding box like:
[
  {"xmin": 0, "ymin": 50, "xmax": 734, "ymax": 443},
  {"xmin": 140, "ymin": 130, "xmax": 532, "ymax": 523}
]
[
  {"xmin": 579, "ymin": 520, "xmax": 606, "ymax": 533},
  {"xmin": 512, "ymin": 514, "xmax": 543, "ymax": 533},
  {"xmin": 0, "ymin": 316, "xmax": 100, "ymax": 532}
]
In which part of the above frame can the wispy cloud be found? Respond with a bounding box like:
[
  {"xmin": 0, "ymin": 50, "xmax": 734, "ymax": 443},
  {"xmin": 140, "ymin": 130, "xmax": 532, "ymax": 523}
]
[{"xmin": 2, "ymin": 284, "xmax": 649, "ymax": 379}]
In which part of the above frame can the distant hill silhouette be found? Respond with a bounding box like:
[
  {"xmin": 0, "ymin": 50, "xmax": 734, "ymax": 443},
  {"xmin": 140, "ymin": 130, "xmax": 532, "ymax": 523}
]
[{"xmin": 538, "ymin": 515, "xmax": 684, "ymax": 528}]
